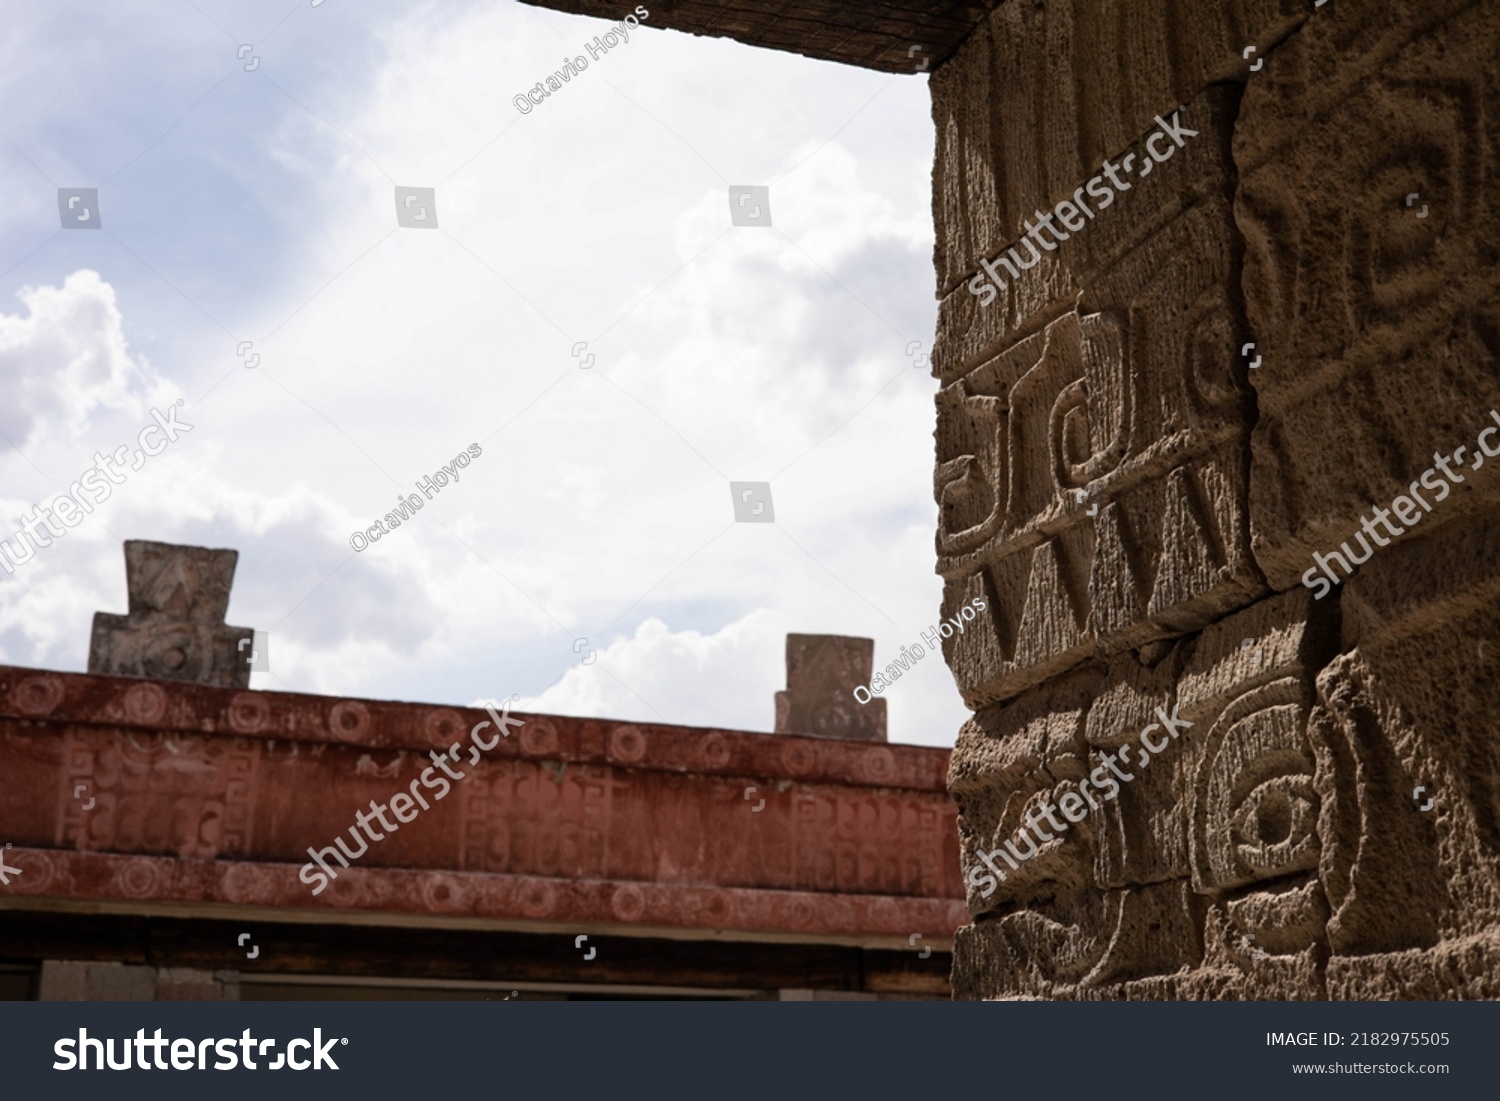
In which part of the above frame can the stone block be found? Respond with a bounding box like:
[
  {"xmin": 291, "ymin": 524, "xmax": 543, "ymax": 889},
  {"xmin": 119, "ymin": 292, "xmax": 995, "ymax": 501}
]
[
  {"xmin": 1237, "ymin": 0, "xmax": 1500, "ymax": 589},
  {"xmin": 931, "ymin": 0, "xmax": 1306, "ymax": 298},
  {"xmin": 774, "ymin": 634, "xmax": 886, "ymax": 741},
  {"xmin": 949, "ymin": 666, "xmax": 1101, "ymax": 913},
  {"xmin": 155, "ymin": 967, "xmax": 240, "ymax": 1001},
  {"xmin": 1317, "ymin": 510, "xmax": 1500, "ymax": 948},
  {"xmin": 952, "ymin": 881, "xmax": 1200, "ymax": 1000},
  {"xmin": 933, "ymin": 85, "xmax": 1243, "ymax": 375},
  {"xmin": 1326, "ymin": 930, "xmax": 1500, "ymax": 1000},
  {"xmin": 520, "ymin": 0, "xmax": 994, "ymax": 74},
  {"xmin": 1084, "ymin": 646, "xmax": 1189, "ymax": 889},
  {"xmin": 88, "ymin": 541, "xmax": 254, "ymax": 688},
  {"xmin": 932, "ymin": 112, "xmax": 1264, "ymax": 705},
  {"xmin": 37, "ymin": 960, "xmax": 156, "ymax": 1001}
]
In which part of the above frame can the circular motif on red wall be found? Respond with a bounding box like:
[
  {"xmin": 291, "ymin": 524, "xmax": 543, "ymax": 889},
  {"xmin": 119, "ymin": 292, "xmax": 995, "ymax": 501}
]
[
  {"xmin": 518, "ymin": 879, "xmax": 557, "ymax": 917},
  {"xmin": 122, "ymin": 682, "xmax": 168, "ymax": 725},
  {"xmin": 519, "ymin": 719, "xmax": 558, "ymax": 757},
  {"xmin": 610, "ymin": 725, "xmax": 647, "ymax": 763},
  {"xmin": 116, "ymin": 857, "xmax": 162, "ymax": 899},
  {"xmin": 326, "ymin": 872, "xmax": 362, "ymax": 907},
  {"xmin": 12, "ymin": 675, "xmax": 64, "ymax": 716},
  {"xmin": 227, "ymin": 692, "xmax": 270, "ymax": 734},
  {"xmin": 780, "ymin": 740, "xmax": 818, "ymax": 775},
  {"xmin": 866, "ymin": 896, "xmax": 900, "ymax": 932},
  {"xmin": 422, "ymin": 874, "xmax": 466, "ymax": 912},
  {"xmin": 610, "ymin": 883, "xmax": 647, "ymax": 922},
  {"xmin": 7, "ymin": 849, "xmax": 53, "ymax": 893},
  {"xmin": 423, "ymin": 708, "xmax": 465, "ymax": 749},
  {"xmin": 700, "ymin": 733, "xmax": 732, "ymax": 770},
  {"xmin": 856, "ymin": 748, "xmax": 896, "ymax": 784},
  {"xmin": 696, "ymin": 892, "xmax": 733, "ymax": 926},
  {"xmin": 328, "ymin": 700, "xmax": 371, "ymax": 741},
  {"xmin": 221, "ymin": 862, "xmax": 275, "ymax": 905}
]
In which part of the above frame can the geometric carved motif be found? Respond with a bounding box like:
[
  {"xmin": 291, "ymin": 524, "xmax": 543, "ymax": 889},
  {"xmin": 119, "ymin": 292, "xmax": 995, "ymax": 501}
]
[
  {"xmin": 791, "ymin": 791, "xmax": 947, "ymax": 897},
  {"xmin": 460, "ymin": 759, "xmax": 615, "ymax": 878},
  {"xmin": 60, "ymin": 729, "xmax": 260, "ymax": 859},
  {"xmin": 1188, "ymin": 679, "xmax": 1319, "ymax": 895},
  {"xmin": 936, "ymin": 197, "xmax": 1261, "ymax": 707}
]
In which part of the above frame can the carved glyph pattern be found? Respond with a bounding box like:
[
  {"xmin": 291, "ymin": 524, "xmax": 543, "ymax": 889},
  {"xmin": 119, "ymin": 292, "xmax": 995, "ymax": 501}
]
[
  {"xmin": 791, "ymin": 791, "xmax": 947, "ymax": 897},
  {"xmin": 61, "ymin": 729, "xmax": 259, "ymax": 858},
  {"xmin": 460, "ymin": 759, "xmax": 614, "ymax": 878},
  {"xmin": 935, "ymin": 198, "xmax": 1259, "ymax": 707}
]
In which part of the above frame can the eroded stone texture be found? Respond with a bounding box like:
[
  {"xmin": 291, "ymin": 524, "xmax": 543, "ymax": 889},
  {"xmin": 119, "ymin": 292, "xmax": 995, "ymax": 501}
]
[
  {"xmin": 88, "ymin": 541, "xmax": 254, "ymax": 689},
  {"xmin": 930, "ymin": 0, "xmax": 1307, "ymax": 303},
  {"xmin": 774, "ymin": 633, "xmax": 886, "ymax": 741},
  {"xmin": 1237, "ymin": 0, "xmax": 1500, "ymax": 589},
  {"xmin": 933, "ymin": 82, "xmax": 1264, "ymax": 709},
  {"xmin": 937, "ymin": 0, "xmax": 1500, "ymax": 1003},
  {"xmin": 952, "ymin": 587, "xmax": 1372, "ymax": 999},
  {"xmin": 1321, "ymin": 511, "xmax": 1500, "ymax": 960},
  {"xmin": 36, "ymin": 961, "xmax": 156, "ymax": 1001}
]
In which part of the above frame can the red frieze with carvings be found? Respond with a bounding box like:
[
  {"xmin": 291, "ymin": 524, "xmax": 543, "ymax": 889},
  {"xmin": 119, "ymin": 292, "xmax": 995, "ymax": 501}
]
[{"xmin": 0, "ymin": 665, "xmax": 965, "ymax": 944}]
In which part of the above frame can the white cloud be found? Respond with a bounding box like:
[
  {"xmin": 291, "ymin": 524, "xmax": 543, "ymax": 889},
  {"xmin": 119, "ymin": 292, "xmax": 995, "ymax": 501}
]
[
  {"xmin": 0, "ymin": 270, "xmax": 168, "ymax": 448},
  {"xmin": 501, "ymin": 611, "xmax": 785, "ymax": 729}
]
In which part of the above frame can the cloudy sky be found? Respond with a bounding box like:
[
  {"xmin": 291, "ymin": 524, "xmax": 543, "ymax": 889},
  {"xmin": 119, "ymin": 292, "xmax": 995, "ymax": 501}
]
[{"xmin": 0, "ymin": 0, "xmax": 966, "ymax": 746}]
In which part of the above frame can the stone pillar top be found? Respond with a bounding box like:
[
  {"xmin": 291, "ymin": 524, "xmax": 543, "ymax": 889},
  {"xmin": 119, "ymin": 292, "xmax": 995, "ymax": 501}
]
[
  {"xmin": 774, "ymin": 633, "xmax": 886, "ymax": 741},
  {"xmin": 88, "ymin": 540, "xmax": 254, "ymax": 688}
]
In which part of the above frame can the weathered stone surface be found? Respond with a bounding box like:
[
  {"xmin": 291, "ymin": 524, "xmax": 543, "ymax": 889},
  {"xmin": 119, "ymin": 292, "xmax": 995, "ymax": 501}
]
[
  {"xmin": 33, "ymin": 961, "xmax": 241, "ymax": 1002},
  {"xmin": 953, "ymin": 881, "xmax": 1200, "ymax": 1000},
  {"xmin": 88, "ymin": 541, "xmax": 254, "ymax": 689},
  {"xmin": 154, "ymin": 968, "xmax": 240, "ymax": 1001},
  {"xmin": 936, "ymin": 0, "xmax": 1500, "ymax": 1003},
  {"xmin": 1326, "ymin": 932, "xmax": 1500, "ymax": 1001},
  {"xmin": 949, "ymin": 666, "xmax": 1101, "ymax": 914},
  {"xmin": 933, "ymin": 85, "xmax": 1245, "ymax": 380},
  {"xmin": 931, "ymin": 0, "xmax": 1306, "ymax": 299},
  {"xmin": 1237, "ymin": 0, "xmax": 1500, "ymax": 589},
  {"xmin": 1086, "ymin": 645, "xmax": 1189, "ymax": 889},
  {"xmin": 1319, "ymin": 510, "xmax": 1500, "ymax": 949},
  {"xmin": 947, "ymin": 584, "xmax": 1414, "ymax": 999},
  {"xmin": 932, "ymin": 89, "xmax": 1264, "ymax": 707},
  {"xmin": 774, "ymin": 633, "xmax": 886, "ymax": 741}
]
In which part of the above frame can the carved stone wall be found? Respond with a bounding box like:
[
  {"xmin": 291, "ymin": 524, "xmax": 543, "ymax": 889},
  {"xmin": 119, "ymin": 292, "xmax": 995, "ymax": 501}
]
[
  {"xmin": 936, "ymin": 0, "xmax": 1500, "ymax": 999},
  {"xmin": 0, "ymin": 664, "xmax": 963, "ymax": 945}
]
